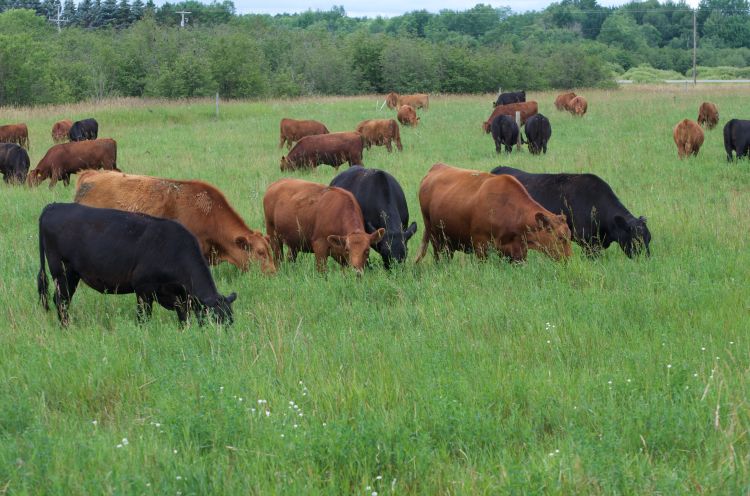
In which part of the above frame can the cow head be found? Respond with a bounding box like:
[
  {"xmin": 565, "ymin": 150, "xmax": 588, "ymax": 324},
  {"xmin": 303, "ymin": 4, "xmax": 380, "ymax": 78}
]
[
  {"xmin": 526, "ymin": 212, "xmax": 573, "ymax": 261},
  {"xmin": 327, "ymin": 228, "xmax": 385, "ymax": 275},
  {"xmin": 204, "ymin": 292, "xmax": 237, "ymax": 326},
  {"xmin": 26, "ymin": 168, "xmax": 48, "ymax": 187},
  {"xmin": 236, "ymin": 234, "xmax": 277, "ymax": 274},
  {"xmin": 385, "ymin": 92, "xmax": 399, "ymax": 109},
  {"xmin": 614, "ymin": 215, "xmax": 651, "ymax": 258},
  {"xmin": 482, "ymin": 121, "xmax": 491, "ymax": 133},
  {"xmin": 370, "ymin": 221, "xmax": 417, "ymax": 269},
  {"xmin": 280, "ymin": 156, "xmax": 291, "ymax": 171}
]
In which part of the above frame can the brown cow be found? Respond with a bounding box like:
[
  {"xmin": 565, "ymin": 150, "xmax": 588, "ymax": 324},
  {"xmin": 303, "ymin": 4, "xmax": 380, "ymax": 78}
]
[
  {"xmin": 673, "ymin": 119, "xmax": 704, "ymax": 159},
  {"xmin": 483, "ymin": 101, "xmax": 538, "ymax": 133},
  {"xmin": 51, "ymin": 120, "xmax": 73, "ymax": 143},
  {"xmin": 697, "ymin": 102, "xmax": 719, "ymax": 130},
  {"xmin": 263, "ymin": 178, "xmax": 385, "ymax": 274},
  {"xmin": 397, "ymin": 105, "xmax": 419, "ymax": 127},
  {"xmin": 355, "ymin": 119, "xmax": 403, "ymax": 152},
  {"xmin": 27, "ymin": 139, "xmax": 118, "ymax": 188},
  {"xmin": 281, "ymin": 132, "xmax": 363, "ymax": 171},
  {"xmin": 385, "ymin": 92, "xmax": 429, "ymax": 110},
  {"xmin": 568, "ymin": 96, "xmax": 588, "ymax": 116},
  {"xmin": 279, "ymin": 118, "xmax": 329, "ymax": 149},
  {"xmin": 554, "ymin": 92, "xmax": 576, "ymax": 111},
  {"xmin": 414, "ymin": 163, "xmax": 572, "ymax": 263},
  {"xmin": 74, "ymin": 171, "xmax": 276, "ymax": 274},
  {"xmin": 0, "ymin": 123, "xmax": 29, "ymax": 149}
]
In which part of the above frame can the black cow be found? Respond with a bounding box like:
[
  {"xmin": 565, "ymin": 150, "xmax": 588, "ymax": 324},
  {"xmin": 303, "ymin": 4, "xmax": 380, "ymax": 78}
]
[
  {"xmin": 490, "ymin": 115, "xmax": 519, "ymax": 153},
  {"xmin": 524, "ymin": 114, "xmax": 551, "ymax": 155},
  {"xmin": 330, "ymin": 166, "xmax": 417, "ymax": 269},
  {"xmin": 493, "ymin": 90, "xmax": 526, "ymax": 107},
  {"xmin": 490, "ymin": 166, "xmax": 651, "ymax": 258},
  {"xmin": 37, "ymin": 203, "xmax": 236, "ymax": 326},
  {"xmin": 723, "ymin": 119, "xmax": 750, "ymax": 161},
  {"xmin": 69, "ymin": 118, "xmax": 99, "ymax": 142},
  {"xmin": 0, "ymin": 143, "xmax": 30, "ymax": 184}
]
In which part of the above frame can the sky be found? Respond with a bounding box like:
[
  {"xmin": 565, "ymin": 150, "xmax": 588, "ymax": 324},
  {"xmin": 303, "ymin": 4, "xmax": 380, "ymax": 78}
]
[{"xmin": 246, "ymin": 0, "xmax": 701, "ymax": 18}]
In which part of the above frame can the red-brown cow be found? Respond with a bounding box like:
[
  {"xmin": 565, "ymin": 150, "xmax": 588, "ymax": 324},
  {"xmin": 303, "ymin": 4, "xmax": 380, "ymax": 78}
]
[
  {"xmin": 0, "ymin": 123, "xmax": 29, "ymax": 149},
  {"xmin": 673, "ymin": 119, "xmax": 704, "ymax": 158},
  {"xmin": 415, "ymin": 163, "xmax": 572, "ymax": 262},
  {"xmin": 355, "ymin": 119, "xmax": 403, "ymax": 152},
  {"xmin": 397, "ymin": 105, "xmax": 419, "ymax": 127},
  {"xmin": 263, "ymin": 178, "xmax": 385, "ymax": 274},
  {"xmin": 281, "ymin": 132, "xmax": 363, "ymax": 171},
  {"xmin": 697, "ymin": 102, "xmax": 719, "ymax": 130},
  {"xmin": 279, "ymin": 118, "xmax": 329, "ymax": 149},
  {"xmin": 385, "ymin": 92, "xmax": 429, "ymax": 110},
  {"xmin": 482, "ymin": 101, "xmax": 538, "ymax": 133},
  {"xmin": 568, "ymin": 96, "xmax": 588, "ymax": 116},
  {"xmin": 51, "ymin": 120, "xmax": 73, "ymax": 143},
  {"xmin": 27, "ymin": 139, "xmax": 118, "ymax": 188},
  {"xmin": 554, "ymin": 92, "xmax": 576, "ymax": 111}
]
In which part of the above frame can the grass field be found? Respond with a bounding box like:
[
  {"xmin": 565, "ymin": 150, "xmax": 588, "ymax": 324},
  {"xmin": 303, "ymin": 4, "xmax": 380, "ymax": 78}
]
[{"xmin": 1, "ymin": 86, "xmax": 749, "ymax": 494}]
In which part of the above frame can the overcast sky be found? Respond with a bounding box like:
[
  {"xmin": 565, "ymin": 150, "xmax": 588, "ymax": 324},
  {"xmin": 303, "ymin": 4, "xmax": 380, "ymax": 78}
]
[{"xmin": 246, "ymin": 1, "xmax": 700, "ymax": 18}]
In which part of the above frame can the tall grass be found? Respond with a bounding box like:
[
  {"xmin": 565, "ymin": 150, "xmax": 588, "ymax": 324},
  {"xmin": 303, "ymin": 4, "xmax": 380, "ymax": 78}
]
[{"xmin": 0, "ymin": 87, "xmax": 748, "ymax": 493}]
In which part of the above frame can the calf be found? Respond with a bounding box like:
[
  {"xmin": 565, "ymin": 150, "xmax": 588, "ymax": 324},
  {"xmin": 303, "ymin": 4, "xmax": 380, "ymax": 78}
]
[
  {"xmin": 568, "ymin": 96, "xmax": 587, "ymax": 116},
  {"xmin": 279, "ymin": 118, "xmax": 329, "ymax": 149},
  {"xmin": 723, "ymin": 119, "xmax": 750, "ymax": 161},
  {"xmin": 397, "ymin": 105, "xmax": 419, "ymax": 127},
  {"xmin": 263, "ymin": 178, "xmax": 385, "ymax": 274},
  {"xmin": 281, "ymin": 132, "xmax": 363, "ymax": 171},
  {"xmin": 37, "ymin": 203, "xmax": 236, "ymax": 326},
  {"xmin": 330, "ymin": 166, "xmax": 417, "ymax": 269},
  {"xmin": 385, "ymin": 92, "xmax": 429, "ymax": 110},
  {"xmin": 697, "ymin": 102, "xmax": 719, "ymax": 130},
  {"xmin": 0, "ymin": 123, "xmax": 29, "ymax": 149},
  {"xmin": 69, "ymin": 118, "xmax": 99, "ymax": 141},
  {"xmin": 0, "ymin": 143, "xmax": 30, "ymax": 184},
  {"xmin": 524, "ymin": 114, "xmax": 551, "ymax": 155},
  {"xmin": 27, "ymin": 139, "xmax": 118, "ymax": 188},
  {"xmin": 554, "ymin": 92, "xmax": 576, "ymax": 111},
  {"xmin": 355, "ymin": 119, "xmax": 403, "ymax": 152},
  {"xmin": 490, "ymin": 115, "xmax": 519, "ymax": 153},
  {"xmin": 51, "ymin": 120, "xmax": 73, "ymax": 143},
  {"xmin": 673, "ymin": 119, "xmax": 704, "ymax": 158},
  {"xmin": 491, "ymin": 166, "xmax": 651, "ymax": 258}
]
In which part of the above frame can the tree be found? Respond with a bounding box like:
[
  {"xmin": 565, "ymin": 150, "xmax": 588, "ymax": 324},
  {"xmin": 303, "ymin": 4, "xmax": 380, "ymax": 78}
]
[
  {"xmin": 115, "ymin": 0, "xmax": 130, "ymax": 27},
  {"xmin": 63, "ymin": 0, "xmax": 76, "ymax": 24},
  {"xmin": 597, "ymin": 12, "xmax": 647, "ymax": 51},
  {"xmin": 130, "ymin": 0, "xmax": 143, "ymax": 22},
  {"xmin": 99, "ymin": 0, "xmax": 117, "ymax": 27}
]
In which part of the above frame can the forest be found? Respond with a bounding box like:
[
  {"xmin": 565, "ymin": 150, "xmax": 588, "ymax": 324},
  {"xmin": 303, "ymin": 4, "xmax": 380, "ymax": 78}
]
[{"xmin": 1, "ymin": 0, "xmax": 750, "ymax": 106}]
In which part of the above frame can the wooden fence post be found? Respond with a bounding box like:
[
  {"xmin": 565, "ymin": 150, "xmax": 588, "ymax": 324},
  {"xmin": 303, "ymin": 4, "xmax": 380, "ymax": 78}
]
[{"xmin": 515, "ymin": 111, "xmax": 522, "ymax": 151}]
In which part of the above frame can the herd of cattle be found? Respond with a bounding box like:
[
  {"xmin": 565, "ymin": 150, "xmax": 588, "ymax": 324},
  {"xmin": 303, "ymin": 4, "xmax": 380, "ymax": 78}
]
[{"xmin": 0, "ymin": 89, "xmax": 747, "ymax": 327}]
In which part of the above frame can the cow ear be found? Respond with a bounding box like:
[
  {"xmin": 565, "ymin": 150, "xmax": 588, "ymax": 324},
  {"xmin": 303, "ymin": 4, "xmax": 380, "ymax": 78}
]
[
  {"xmin": 225, "ymin": 292, "xmax": 237, "ymax": 304},
  {"xmin": 327, "ymin": 235, "xmax": 347, "ymax": 250},
  {"xmin": 370, "ymin": 228, "xmax": 386, "ymax": 245},
  {"xmin": 614, "ymin": 215, "xmax": 629, "ymax": 230},
  {"xmin": 235, "ymin": 236, "xmax": 250, "ymax": 250},
  {"xmin": 404, "ymin": 222, "xmax": 417, "ymax": 241},
  {"xmin": 639, "ymin": 215, "xmax": 647, "ymax": 223},
  {"xmin": 535, "ymin": 212, "xmax": 552, "ymax": 229}
]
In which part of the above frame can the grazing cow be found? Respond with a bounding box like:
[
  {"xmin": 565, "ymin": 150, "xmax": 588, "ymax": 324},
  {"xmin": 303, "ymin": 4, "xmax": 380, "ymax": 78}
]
[
  {"xmin": 385, "ymin": 92, "xmax": 429, "ymax": 110},
  {"xmin": 483, "ymin": 101, "xmax": 538, "ymax": 133},
  {"xmin": 51, "ymin": 120, "xmax": 73, "ymax": 143},
  {"xmin": 263, "ymin": 178, "xmax": 385, "ymax": 274},
  {"xmin": 281, "ymin": 132, "xmax": 363, "ymax": 171},
  {"xmin": 0, "ymin": 123, "xmax": 29, "ymax": 149},
  {"xmin": 723, "ymin": 119, "xmax": 750, "ymax": 161},
  {"xmin": 697, "ymin": 102, "xmax": 719, "ymax": 130},
  {"xmin": 415, "ymin": 163, "xmax": 572, "ymax": 263},
  {"xmin": 397, "ymin": 105, "xmax": 419, "ymax": 127},
  {"xmin": 74, "ymin": 171, "xmax": 276, "ymax": 275},
  {"xmin": 279, "ymin": 118, "xmax": 329, "ymax": 149},
  {"xmin": 37, "ymin": 203, "xmax": 236, "ymax": 327},
  {"xmin": 27, "ymin": 139, "xmax": 118, "ymax": 188},
  {"xmin": 355, "ymin": 119, "xmax": 403, "ymax": 152},
  {"xmin": 524, "ymin": 114, "xmax": 552, "ymax": 155},
  {"xmin": 567, "ymin": 96, "xmax": 587, "ymax": 116},
  {"xmin": 0, "ymin": 143, "xmax": 30, "ymax": 184},
  {"xmin": 491, "ymin": 166, "xmax": 651, "ymax": 258},
  {"xmin": 493, "ymin": 90, "xmax": 526, "ymax": 106},
  {"xmin": 554, "ymin": 92, "xmax": 577, "ymax": 111},
  {"xmin": 673, "ymin": 119, "xmax": 704, "ymax": 158},
  {"xmin": 69, "ymin": 118, "xmax": 99, "ymax": 142},
  {"xmin": 490, "ymin": 115, "xmax": 519, "ymax": 153},
  {"xmin": 330, "ymin": 166, "xmax": 417, "ymax": 269}
]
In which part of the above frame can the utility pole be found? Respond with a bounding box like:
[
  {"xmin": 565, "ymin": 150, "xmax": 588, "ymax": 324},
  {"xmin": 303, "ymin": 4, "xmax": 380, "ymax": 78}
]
[
  {"xmin": 176, "ymin": 10, "xmax": 191, "ymax": 28},
  {"xmin": 692, "ymin": 9, "xmax": 697, "ymax": 86},
  {"xmin": 49, "ymin": 2, "xmax": 68, "ymax": 33}
]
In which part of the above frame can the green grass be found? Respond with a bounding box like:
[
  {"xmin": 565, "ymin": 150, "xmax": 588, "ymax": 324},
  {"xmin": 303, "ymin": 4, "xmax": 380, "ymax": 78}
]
[{"xmin": 1, "ymin": 87, "xmax": 749, "ymax": 494}]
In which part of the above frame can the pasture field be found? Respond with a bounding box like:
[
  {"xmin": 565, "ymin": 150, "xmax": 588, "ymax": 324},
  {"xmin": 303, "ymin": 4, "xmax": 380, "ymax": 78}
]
[{"xmin": 0, "ymin": 87, "xmax": 749, "ymax": 494}]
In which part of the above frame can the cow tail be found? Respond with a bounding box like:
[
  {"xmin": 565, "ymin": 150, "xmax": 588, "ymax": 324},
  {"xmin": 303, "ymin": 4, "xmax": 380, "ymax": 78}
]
[{"xmin": 37, "ymin": 221, "xmax": 50, "ymax": 311}]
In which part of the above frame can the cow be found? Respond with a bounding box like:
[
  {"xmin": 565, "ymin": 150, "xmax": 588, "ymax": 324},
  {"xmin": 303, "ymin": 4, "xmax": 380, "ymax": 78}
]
[
  {"xmin": 490, "ymin": 115, "xmax": 519, "ymax": 153},
  {"xmin": 74, "ymin": 170, "xmax": 276, "ymax": 275},
  {"xmin": 524, "ymin": 114, "xmax": 552, "ymax": 155},
  {"xmin": 27, "ymin": 139, "xmax": 118, "ymax": 188},
  {"xmin": 0, "ymin": 143, "xmax": 30, "ymax": 184},
  {"xmin": 37, "ymin": 203, "xmax": 236, "ymax": 327},
  {"xmin": 279, "ymin": 118, "xmax": 329, "ymax": 149},
  {"xmin": 554, "ymin": 92, "xmax": 577, "ymax": 111},
  {"xmin": 673, "ymin": 119, "xmax": 704, "ymax": 158},
  {"xmin": 51, "ymin": 120, "xmax": 73, "ymax": 143},
  {"xmin": 280, "ymin": 132, "xmax": 363, "ymax": 171},
  {"xmin": 697, "ymin": 102, "xmax": 719, "ymax": 130},
  {"xmin": 483, "ymin": 101, "xmax": 538, "ymax": 133},
  {"xmin": 414, "ymin": 163, "xmax": 572, "ymax": 263},
  {"xmin": 385, "ymin": 92, "xmax": 429, "ymax": 110},
  {"xmin": 69, "ymin": 118, "xmax": 99, "ymax": 141},
  {"xmin": 568, "ymin": 96, "xmax": 587, "ymax": 116},
  {"xmin": 723, "ymin": 119, "xmax": 750, "ymax": 161},
  {"xmin": 355, "ymin": 119, "xmax": 403, "ymax": 152},
  {"xmin": 397, "ymin": 105, "xmax": 419, "ymax": 127},
  {"xmin": 0, "ymin": 123, "xmax": 29, "ymax": 149},
  {"xmin": 490, "ymin": 166, "xmax": 651, "ymax": 258},
  {"xmin": 493, "ymin": 90, "xmax": 525, "ymax": 107},
  {"xmin": 330, "ymin": 166, "xmax": 417, "ymax": 269},
  {"xmin": 263, "ymin": 178, "xmax": 385, "ymax": 275}
]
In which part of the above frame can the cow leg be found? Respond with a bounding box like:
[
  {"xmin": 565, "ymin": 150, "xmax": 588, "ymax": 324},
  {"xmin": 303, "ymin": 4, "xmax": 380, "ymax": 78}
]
[
  {"xmin": 63, "ymin": 174, "xmax": 71, "ymax": 187},
  {"xmin": 286, "ymin": 247, "xmax": 298, "ymax": 262},
  {"xmin": 53, "ymin": 269, "xmax": 80, "ymax": 326},
  {"xmin": 312, "ymin": 240, "xmax": 329, "ymax": 273},
  {"xmin": 279, "ymin": 136, "xmax": 286, "ymax": 149},
  {"xmin": 414, "ymin": 222, "xmax": 432, "ymax": 263},
  {"xmin": 136, "ymin": 293, "xmax": 154, "ymax": 324},
  {"xmin": 385, "ymin": 140, "xmax": 392, "ymax": 153}
]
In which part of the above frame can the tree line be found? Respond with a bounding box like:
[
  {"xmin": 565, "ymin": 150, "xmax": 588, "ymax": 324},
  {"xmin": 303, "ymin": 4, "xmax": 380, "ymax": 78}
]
[{"xmin": 0, "ymin": 0, "xmax": 749, "ymax": 107}]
